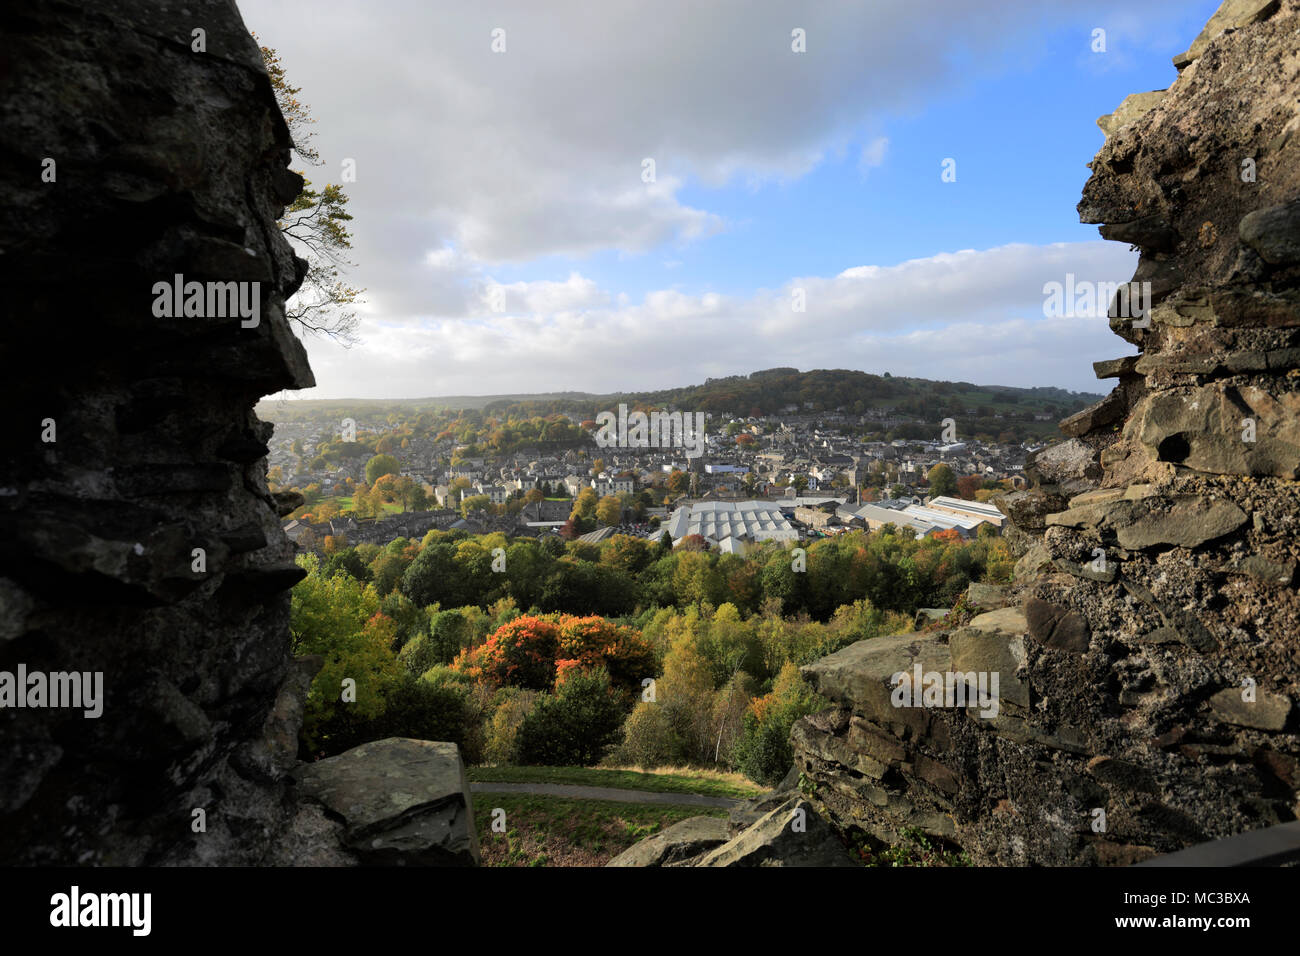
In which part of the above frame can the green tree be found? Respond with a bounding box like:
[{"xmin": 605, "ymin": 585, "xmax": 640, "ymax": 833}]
[
  {"xmin": 289, "ymin": 562, "xmax": 402, "ymax": 752},
  {"xmin": 927, "ymin": 463, "xmax": 958, "ymax": 498},
  {"xmin": 513, "ymin": 668, "xmax": 624, "ymax": 766},
  {"xmin": 460, "ymin": 493, "xmax": 491, "ymax": 518},
  {"xmin": 365, "ymin": 453, "xmax": 401, "ymax": 485}
]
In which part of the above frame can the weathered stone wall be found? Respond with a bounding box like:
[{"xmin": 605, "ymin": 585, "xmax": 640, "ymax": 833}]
[
  {"xmin": 0, "ymin": 0, "xmax": 316, "ymax": 864},
  {"xmin": 792, "ymin": 0, "xmax": 1300, "ymax": 865}
]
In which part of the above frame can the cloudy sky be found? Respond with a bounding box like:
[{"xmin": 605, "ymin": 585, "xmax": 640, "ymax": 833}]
[{"xmin": 240, "ymin": 0, "xmax": 1221, "ymax": 400}]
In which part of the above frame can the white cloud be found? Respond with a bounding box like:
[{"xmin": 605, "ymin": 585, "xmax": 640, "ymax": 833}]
[
  {"xmin": 292, "ymin": 240, "xmax": 1138, "ymax": 399},
  {"xmin": 237, "ymin": 0, "xmax": 1187, "ymax": 400},
  {"xmin": 858, "ymin": 136, "xmax": 890, "ymax": 176},
  {"xmin": 241, "ymin": 0, "xmax": 1187, "ymax": 270}
]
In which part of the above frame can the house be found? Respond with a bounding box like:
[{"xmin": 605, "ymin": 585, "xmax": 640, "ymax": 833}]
[
  {"xmin": 794, "ymin": 505, "xmax": 838, "ymax": 529},
  {"xmin": 592, "ymin": 477, "xmax": 634, "ymax": 496},
  {"xmin": 465, "ymin": 484, "xmax": 510, "ymax": 506}
]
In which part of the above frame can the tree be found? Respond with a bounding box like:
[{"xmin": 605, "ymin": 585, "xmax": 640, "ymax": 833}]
[
  {"xmin": 595, "ymin": 495, "xmax": 622, "ymax": 527},
  {"xmin": 388, "ymin": 474, "xmax": 421, "ymax": 511},
  {"xmin": 955, "ymin": 473, "xmax": 982, "ymax": 500},
  {"xmin": 512, "ymin": 668, "xmax": 624, "ymax": 766},
  {"xmin": 927, "ymin": 464, "xmax": 958, "ymax": 498},
  {"xmin": 460, "ymin": 494, "xmax": 491, "ymax": 518},
  {"xmin": 365, "ymin": 453, "xmax": 401, "ymax": 485},
  {"xmin": 313, "ymin": 499, "xmax": 341, "ymax": 522},
  {"xmin": 572, "ymin": 487, "xmax": 598, "ymax": 520},
  {"xmin": 732, "ymin": 662, "xmax": 827, "ymax": 785},
  {"xmin": 290, "ymin": 570, "xmax": 401, "ymax": 753},
  {"xmin": 257, "ymin": 39, "xmax": 364, "ymax": 343}
]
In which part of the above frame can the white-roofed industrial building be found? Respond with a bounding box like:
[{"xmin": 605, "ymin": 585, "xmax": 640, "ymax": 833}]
[
  {"xmin": 841, "ymin": 503, "xmax": 941, "ymax": 537},
  {"xmin": 901, "ymin": 504, "xmax": 985, "ymax": 536},
  {"xmin": 657, "ymin": 500, "xmax": 799, "ymax": 552},
  {"xmin": 926, "ymin": 495, "xmax": 1007, "ymax": 527}
]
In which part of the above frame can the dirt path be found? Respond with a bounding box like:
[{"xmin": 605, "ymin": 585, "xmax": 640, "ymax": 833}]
[{"xmin": 469, "ymin": 781, "xmax": 740, "ymax": 808}]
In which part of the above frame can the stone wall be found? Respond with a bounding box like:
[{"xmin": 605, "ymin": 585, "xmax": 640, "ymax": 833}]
[
  {"xmin": 792, "ymin": 0, "xmax": 1300, "ymax": 865},
  {"xmin": 0, "ymin": 0, "xmax": 316, "ymax": 864}
]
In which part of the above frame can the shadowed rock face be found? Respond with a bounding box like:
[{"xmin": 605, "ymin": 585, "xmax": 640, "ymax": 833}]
[
  {"xmin": 0, "ymin": 0, "xmax": 315, "ymax": 864},
  {"xmin": 291, "ymin": 739, "xmax": 481, "ymax": 866},
  {"xmin": 791, "ymin": 0, "xmax": 1300, "ymax": 865}
]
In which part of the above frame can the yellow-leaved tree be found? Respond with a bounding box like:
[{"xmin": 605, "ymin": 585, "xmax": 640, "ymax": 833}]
[{"xmin": 255, "ymin": 37, "xmax": 364, "ymax": 344}]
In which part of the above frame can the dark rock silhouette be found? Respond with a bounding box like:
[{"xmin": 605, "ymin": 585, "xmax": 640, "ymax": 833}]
[{"xmin": 0, "ymin": 0, "xmax": 315, "ymax": 864}]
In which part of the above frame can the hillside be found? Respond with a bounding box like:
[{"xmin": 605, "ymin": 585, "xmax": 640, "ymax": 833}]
[{"xmin": 259, "ymin": 367, "xmax": 1104, "ymax": 423}]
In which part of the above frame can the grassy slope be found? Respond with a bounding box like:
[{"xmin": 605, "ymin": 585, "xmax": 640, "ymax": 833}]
[
  {"xmin": 466, "ymin": 765, "xmax": 764, "ymax": 800},
  {"xmin": 474, "ymin": 793, "xmax": 729, "ymax": 867},
  {"xmin": 468, "ymin": 766, "xmax": 761, "ymax": 867}
]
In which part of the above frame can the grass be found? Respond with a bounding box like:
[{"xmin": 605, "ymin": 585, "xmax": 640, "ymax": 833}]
[
  {"xmin": 466, "ymin": 764, "xmax": 764, "ymax": 799},
  {"xmin": 322, "ymin": 495, "xmax": 402, "ymax": 515},
  {"xmin": 474, "ymin": 794, "xmax": 729, "ymax": 867},
  {"xmin": 845, "ymin": 825, "xmax": 971, "ymax": 867}
]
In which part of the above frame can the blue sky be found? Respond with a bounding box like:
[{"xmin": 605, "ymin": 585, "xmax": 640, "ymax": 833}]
[{"xmin": 243, "ymin": 0, "xmax": 1222, "ymax": 399}]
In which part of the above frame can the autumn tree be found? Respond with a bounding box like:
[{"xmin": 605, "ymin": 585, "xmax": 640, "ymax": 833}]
[
  {"xmin": 955, "ymin": 473, "xmax": 983, "ymax": 500},
  {"xmin": 256, "ymin": 38, "xmax": 364, "ymax": 343},
  {"xmin": 573, "ymin": 487, "xmax": 598, "ymax": 520},
  {"xmin": 595, "ymin": 495, "xmax": 622, "ymax": 527}
]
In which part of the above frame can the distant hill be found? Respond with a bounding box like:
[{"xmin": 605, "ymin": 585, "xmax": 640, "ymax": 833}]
[{"xmin": 258, "ymin": 368, "xmax": 1103, "ymax": 424}]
